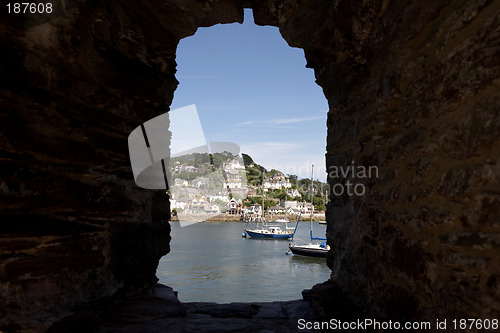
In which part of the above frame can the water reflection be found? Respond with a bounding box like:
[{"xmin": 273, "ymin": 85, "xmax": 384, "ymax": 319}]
[{"xmin": 157, "ymin": 221, "xmax": 330, "ymax": 303}]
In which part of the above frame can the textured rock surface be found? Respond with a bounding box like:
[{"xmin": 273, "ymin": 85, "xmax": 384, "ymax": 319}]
[
  {"xmin": 254, "ymin": 0, "xmax": 500, "ymax": 322},
  {"xmin": 1, "ymin": 0, "xmax": 499, "ymax": 331},
  {"xmin": 48, "ymin": 284, "xmax": 326, "ymax": 333},
  {"xmin": 0, "ymin": 1, "xmax": 242, "ymax": 331}
]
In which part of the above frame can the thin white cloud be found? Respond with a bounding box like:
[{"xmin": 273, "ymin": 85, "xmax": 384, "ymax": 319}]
[
  {"xmin": 237, "ymin": 115, "xmax": 324, "ymax": 127},
  {"xmin": 252, "ymin": 124, "xmax": 296, "ymax": 129}
]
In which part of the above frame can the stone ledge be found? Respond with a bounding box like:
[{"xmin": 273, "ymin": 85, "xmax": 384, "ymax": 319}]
[{"xmin": 47, "ymin": 284, "xmax": 336, "ymax": 333}]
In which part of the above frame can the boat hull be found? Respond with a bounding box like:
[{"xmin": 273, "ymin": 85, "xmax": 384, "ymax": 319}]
[
  {"xmin": 244, "ymin": 229, "xmax": 293, "ymax": 239},
  {"xmin": 288, "ymin": 244, "xmax": 328, "ymax": 258}
]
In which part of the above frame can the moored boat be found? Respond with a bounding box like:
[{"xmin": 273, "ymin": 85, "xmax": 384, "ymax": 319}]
[
  {"xmin": 244, "ymin": 226, "xmax": 294, "ymax": 239},
  {"xmin": 288, "ymin": 165, "xmax": 329, "ymax": 257},
  {"xmin": 271, "ymin": 217, "xmax": 290, "ymax": 223},
  {"xmin": 243, "ymin": 188, "xmax": 295, "ymax": 239},
  {"xmin": 288, "ymin": 242, "xmax": 329, "ymax": 258}
]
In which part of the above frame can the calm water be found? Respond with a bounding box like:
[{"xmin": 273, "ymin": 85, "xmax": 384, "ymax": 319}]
[{"xmin": 157, "ymin": 221, "xmax": 330, "ymax": 303}]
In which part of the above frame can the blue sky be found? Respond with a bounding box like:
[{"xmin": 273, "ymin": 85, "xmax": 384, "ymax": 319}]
[{"xmin": 170, "ymin": 9, "xmax": 328, "ymax": 181}]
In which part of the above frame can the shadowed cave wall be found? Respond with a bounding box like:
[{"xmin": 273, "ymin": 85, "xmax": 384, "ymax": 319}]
[
  {"xmin": 0, "ymin": 0, "xmax": 499, "ymax": 331},
  {"xmin": 254, "ymin": 0, "xmax": 500, "ymax": 322}
]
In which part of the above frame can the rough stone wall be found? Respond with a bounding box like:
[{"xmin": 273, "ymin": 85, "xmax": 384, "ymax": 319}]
[
  {"xmin": 255, "ymin": 0, "xmax": 500, "ymax": 322},
  {"xmin": 0, "ymin": 1, "xmax": 242, "ymax": 331},
  {"xmin": 2, "ymin": 0, "xmax": 499, "ymax": 331}
]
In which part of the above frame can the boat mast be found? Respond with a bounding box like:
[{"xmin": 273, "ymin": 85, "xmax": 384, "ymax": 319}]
[
  {"xmin": 291, "ymin": 188, "xmax": 308, "ymax": 239},
  {"xmin": 261, "ymin": 175, "xmax": 265, "ymax": 229},
  {"xmin": 309, "ymin": 165, "xmax": 314, "ymax": 244}
]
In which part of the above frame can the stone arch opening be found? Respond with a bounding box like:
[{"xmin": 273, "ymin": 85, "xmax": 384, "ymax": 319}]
[
  {"xmin": 156, "ymin": 8, "xmax": 330, "ymax": 303},
  {"xmin": 1, "ymin": 0, "xmax": 499, "ymax": 331}
]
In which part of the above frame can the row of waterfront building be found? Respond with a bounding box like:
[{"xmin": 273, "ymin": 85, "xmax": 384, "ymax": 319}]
[
  {"xmin": 172, "ymin": 196, "xmax": 312, "ymax": 216},
  {"xmin": 170, "ymin": 157, "xmax": 304, "ymax": 215}
]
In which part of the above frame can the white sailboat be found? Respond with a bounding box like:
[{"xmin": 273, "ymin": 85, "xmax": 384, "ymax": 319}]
[
  {"xmin": 243, "ymin": 181, "xmax": 295, "ymax": 239},
  {"xmin": 288, "ymin": 165, "xmax": 330, "ymax": 257}
]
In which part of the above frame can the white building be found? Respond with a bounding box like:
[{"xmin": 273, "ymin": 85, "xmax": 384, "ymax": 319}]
[
  {"xmin": 205, "ymin": 204, "xmax": 220, "ymax": 214},
  {"xmin": 174, "ymin": 178, "xmax": 189, "ymax": 187},
  {"xmin": 223, "ymin": 158, "xmax": 244, "ymax": 172},
  {"xmin": 170, "ymin": 197, "xmax": 188, "ymax": 211},
  {"xmin": 226, "ymin": 198, "xmax": 241, "ymax": 214},
  {"xmin": 262, "ymin": 173, "xmax": 292, "ymax": 190},
  {"xmin": 192, "ymin": 177, "xmax": 210, "ymax": 188},
  {"xmin": 267, "ymin": 205, "xmax": 285, "ymax": 214},
  {"xmin": 249, "ymin": 203, "xmax": 262, "ymax": 216},
  {"xmin": 207, "ymin": 194, "xmax": 230, "ymax": 203},
  {"xmin": 281, "ymin": 200, "xmax": 299, "ymax": 209},
  {"xmin": 223, "ymin": 169, "xmax": 242, "ymax": 189},
  {"xmin": 188, "ymin": 197, "xmax": 209, "ymax": 213}
]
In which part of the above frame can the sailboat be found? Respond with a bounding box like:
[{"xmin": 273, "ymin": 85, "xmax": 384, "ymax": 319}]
[
  {"xmin": 243, "ymin": 182, "xmax": 295, "ymax": 239},
  {"xmin": 288, "ymin": 165, "xmax": 330, "ymax": 257}
]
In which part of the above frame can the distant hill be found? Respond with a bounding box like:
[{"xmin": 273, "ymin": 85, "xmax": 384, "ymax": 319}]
[{"xmin": 242, "ymin": 153, "xmax": 267, "ymax": 186}]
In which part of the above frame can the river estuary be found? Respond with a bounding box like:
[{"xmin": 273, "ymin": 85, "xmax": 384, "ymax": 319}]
[{"xmin": 157, "ymin": 221, "xmax": 330, "ymax": 303}]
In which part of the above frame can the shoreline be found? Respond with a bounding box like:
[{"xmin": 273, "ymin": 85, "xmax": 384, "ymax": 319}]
[{"xmin": 170, "ymin": 213, "xmax": 326, "ymax": 223}]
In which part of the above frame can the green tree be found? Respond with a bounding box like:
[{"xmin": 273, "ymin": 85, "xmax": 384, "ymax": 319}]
[
  {"xmin": 242, "ymin": 153, "xmax": 255, "ymax": 167},
  {"xmin": 313, "ymin": 195, "xmax": 325, "ymax": 211},
  {"xmin": 266, "ymin": 169, "xmax": 281, "ymax": 178},
  {"xmin": 211, "ymin": 153, "xmax": 224, "ymax": 169},
  {"xmin": 241, "ymin": 153, "xmax": 266, "ymax": 186},
  {"xmin": 264, "ymin": 198, "xmax": 275, "ymax": 210},
  {"xmin": 275, "ymin": 188, "xmax": 288, "ymax": 201},
  {"xmin": 176, "ymin": 171, "xmax": 197, "ymax": 181},
  {"xmin": 207, "ymin": 169, "xmax": 224, "ymax": 190},
  {"xmin": 194, "ymin": 153, "xmax": 210, "ymax": 167},
  {"xmin": 246, "ymin": 166, "xmax": 263, "ymax": 186}
]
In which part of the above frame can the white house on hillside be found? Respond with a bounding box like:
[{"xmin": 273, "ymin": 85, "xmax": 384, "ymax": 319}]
[
  {"xmin": 267, "ymin": 205, "xmax": 285, "ymax": 214},
  {"xmin": 192, "ymin": 177, "xmax": 209, "ymax": 188},
  {"xmin": 249, "ymin": 203, "xmax": 262, "ymax": 216},
  {"xmin": 286, "ymin": 188, "xmax": 300, "ymax": 198},
  {"xmin": 174, "ymin": 178, "xmax": 189, "ymax": 187},
  {"xmin": 170, "ymin": 197, "xmax": 188, "ymax": 211},
  {"xmin": 281, "ymin": 200, "xmax": 299, "ymax": 208},
  {"xmin": 223, "ymin": 169, "xmax": 242, "ymax": 189},
  {"xmin": 223, "ymin": 158, "xmax": 244, "ymax": 172},
  {"xmin": 226, "ymin": 198, "xmax": 242, "ymax": 214},
  {"xmin": 263, "ymin": 173, "xmax": 292, "ymax": 190}
]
